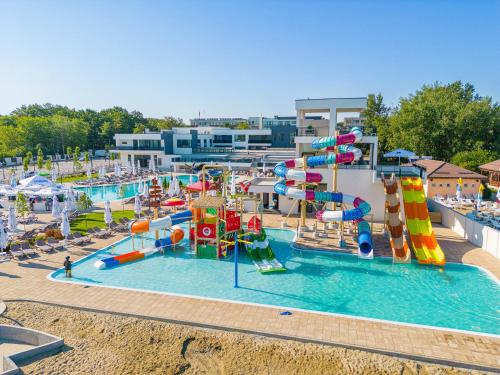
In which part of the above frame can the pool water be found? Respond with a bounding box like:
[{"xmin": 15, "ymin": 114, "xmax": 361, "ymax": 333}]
[
  {"xmin": 50, "ymin": 228, "xmax": 500, "ymax": 335},
  {"xmin": 74, "ymin": 175, "xmax": 198, "ymax": 203}
]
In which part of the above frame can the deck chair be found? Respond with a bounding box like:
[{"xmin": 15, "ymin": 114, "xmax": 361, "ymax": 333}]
[
  {"xmin": 35, "ymin": 239, "xmax": 54, "ymax": 253},
  {"xmin": 20, "ymin": 242, "xmax": 38, "ymax": 256}
]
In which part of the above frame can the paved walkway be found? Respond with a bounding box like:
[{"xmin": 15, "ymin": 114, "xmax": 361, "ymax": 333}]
[{"xmin": 0, "ymin": 217, "xmax": 499, "ymax": 372}]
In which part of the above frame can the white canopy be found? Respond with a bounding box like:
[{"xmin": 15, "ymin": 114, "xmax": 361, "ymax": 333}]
[
  {"xmin": 0, "ymin": 174, "xmax": 67, "ymax": 198},
  {"xmin": 8, "ymin": 205, "xmax": 17, "ymax": 232}
]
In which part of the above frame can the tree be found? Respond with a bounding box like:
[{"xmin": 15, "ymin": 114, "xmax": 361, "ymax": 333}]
[
  {"xmin": 84, "ymin": 151, "xmax": 89, "ymax": 164},
  {"xmin": 45, "ymin": 158, "xmax": 52, "ymax": 171},
  {"xmin": 451, "ymin": 149, "xmax": 498, "ymax": 172},
  {"xmin": 362, "ymin": 93, "xmax": 391, "ymax": 152},
  {"xmin": 387, "ymin": 82, "xmax": 499, "ymax": 161},
  {"xmin": 23, "ymin": 156, "xmax": 29, "ymax": 172},
  {"xmin": 236, "ymin": 122, "xmax": 250, "ymax": 129},
  {"xmin": 76, "ymin": 193, "xmax": 93, "ymax": 228},
  {"xmin": 66, "ymin": 146, "xmax": 72, "ymax": 160},
  {"xmin": 15, "ymin": 192, "xmax": 30, "ymax": 230},
  {"xmin": 73, "ymin": 146, "xmax": 82, "ymax": 173},
  {"xmin": 37, "ymin": 147, "xmax": 44, "ymax": 171},
  {"xmin": 24, "ymin": 151, "xmax": 33, "ymax": 172}
]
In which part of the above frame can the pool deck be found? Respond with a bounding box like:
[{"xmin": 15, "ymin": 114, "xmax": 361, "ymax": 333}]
[{"xmin": 0, "ymin": 212, "xmax": 499, "ymax": 372}]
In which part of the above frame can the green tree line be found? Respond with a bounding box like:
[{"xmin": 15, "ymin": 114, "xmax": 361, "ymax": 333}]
[
  {"xmin": 0, "ymin": 104, "xmax": 185, "ymax": 158},
  {"xmin": 364, "ymin": 81, "xmax": 500, "ymax": 171}
]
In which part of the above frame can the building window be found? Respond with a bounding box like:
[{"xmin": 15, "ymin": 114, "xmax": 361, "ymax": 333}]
[
  {"xmin": 446, "ymin": 184, "xmax": 450, "ymax": 187},
  {"xmin": 177, "ymin": 139, "xmax": 191, "ymax": 148},
  {"xmin": 439, "ymin": 184, "xmax": 443, "ymax": 187},
  {"xmin": 432, "ymin": 183, "xmax": 436, "ymax": 187},
  {"xmin": 234, "ymin": 135, "xmax": 246, "ymax": 142},
  {"xmin": 472, "ymin": 184, "xmax": 475, "ymax": 188},
  {"xmin": 121, "ymin": 142, "xmax": 127, "ymax": 145},
  {"xmin": 464, "ymin": 183, "xmax": 468, "ymax": 187}
]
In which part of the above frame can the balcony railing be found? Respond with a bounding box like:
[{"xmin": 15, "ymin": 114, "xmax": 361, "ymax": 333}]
[{"xmin": 115, "ymin": 146, "xmax": 163, "ymax": 151}]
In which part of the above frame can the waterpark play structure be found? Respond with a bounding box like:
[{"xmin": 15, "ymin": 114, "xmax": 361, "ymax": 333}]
[
  {"xmin": 95, "ymin": 170, "xmax": 285, "ymax": 274},
  {"xmin": 401, "ymin": 177, "xmax": 446, "ymax": 266},
  {"xmin": 382, "ymin": 174, "xmax": 411, "ymax": 263},
  {"xmin": 273, "ymin": 127, "xmax": 374, "ymax": 258}
]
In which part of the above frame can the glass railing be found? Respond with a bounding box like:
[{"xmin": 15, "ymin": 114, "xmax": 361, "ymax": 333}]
[{"xmin": 376, "ymin": 165, "xmax": 421, "ymax": 177}]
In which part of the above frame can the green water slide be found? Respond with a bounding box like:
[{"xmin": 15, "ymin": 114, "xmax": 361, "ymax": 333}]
[{"xmin": 244, "ymin": 229, "xmax": 286, "ymax": 273}]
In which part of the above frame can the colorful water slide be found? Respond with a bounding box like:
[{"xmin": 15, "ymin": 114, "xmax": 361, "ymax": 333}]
[
  {"xmin": 94, "ymin": 211, "xmax": 192, "ymax": 270},
  {"xmin": 94, "ymin": 227, "xmax": 184, "ymax": 270},
  {"xmin": 401, "ymin": 178, "xmax": 445, "ymax": 266},
  {"xmin": 273, "ymin": 127, "xmax": 373, "ymax": 257},
  {"xmin": 244, "ymin": 229, "xmax": 286, "ymax": 273},
  {"xmin": 382, "ymin": 174, "xmax": 411, "ymax": 263}
]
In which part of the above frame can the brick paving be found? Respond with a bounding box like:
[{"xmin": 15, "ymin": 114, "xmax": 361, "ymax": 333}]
[{"xmin": 0, "ymin": 212, "xmax": 499, "ymax": 371}]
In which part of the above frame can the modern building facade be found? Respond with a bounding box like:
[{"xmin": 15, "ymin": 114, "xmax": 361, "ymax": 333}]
[
  {"xmin": 114, "ymin": 126, "xmax": 296, "ymax": 170},
  {"xmin": 189, "ymin": 118, "xmax": 248, "ymax": 127}
]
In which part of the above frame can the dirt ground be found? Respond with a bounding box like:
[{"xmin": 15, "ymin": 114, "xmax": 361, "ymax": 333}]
[{"xmin": 0, "ymin": 302, "xmax": 488, "ymax": 375}]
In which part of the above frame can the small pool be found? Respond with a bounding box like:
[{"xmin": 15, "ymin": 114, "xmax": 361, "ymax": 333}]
[
  {"xmin": 50, "ymin": 228, "xmax": 500, "ymax": 335},
  {"xmin": 74, "ymin": 175, "xmax": 198, "ymax": 203}
]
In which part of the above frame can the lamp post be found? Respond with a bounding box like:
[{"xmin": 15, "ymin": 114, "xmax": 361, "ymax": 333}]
[{"xmin": 234, "ymin": 234, "xmax": 239, "ymax": 288}]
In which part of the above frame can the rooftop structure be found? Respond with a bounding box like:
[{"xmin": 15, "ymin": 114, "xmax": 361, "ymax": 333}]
[{"xmin": 479, "ymin": 159, "xmax": 500, "ymax": 187}]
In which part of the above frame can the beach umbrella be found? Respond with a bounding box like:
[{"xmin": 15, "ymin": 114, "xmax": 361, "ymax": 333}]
[
  {"xmin": 167, "ymin": 177, "xmax": 176, "ymax": 197},
  {"xmin": 65, "ymin": 188, "xmax": 77, "ymax": 211},
  {"xmin": 136, "ymin": 160, "xmax": 141, "ymax": 175},
  {"xmin": 60, "ymin": 209, "xmax": 70, "ymax": 245},
  {"xmin": 0, "ymin": 220, "xmax": 7, "ymax": 253},
  {"xmin": 137, "ymin": 178, "xmax": 144, "ymax": 194},
  {"xmin": 230, "ymin": 171, "xmax": 236, "ymax": 196},
  {"xmin": 476, "ymin": 184, "xmax": 484, "ymax": 210},
  {"xmin": 8, "ymin": 205, "xmax": 17, "ymax": 232},
  {"xmin": 51, "ymin": 195, "xmax": 61, "ymax": 221},
  {"xmin": 86, "ymin": 165, "xmax": 92, "ymax": 180},
  {"xmin": 104, "ymin": 200, "xmax": 113, "ymax": 227},
  {"xmin": 126, "ymin": 161, "xmax": 132, "ymax": 175},
  {"xmin": 10, "ymin": 173, "xmax": 17, "ymax": 188},
  {"xmin": 134, "ymin": 194, "xmax": 142, "ymax": 217},
  {"xmin": 143, "ymin": 184, "xmax": 149, "ymax": 200},
  {"xmin": 51, "ymin": 167, "xmax": 57, "ymax": 182},
  {"xmin": 496, "ymin": 188, "xmax": 500, "ymax": 202},
  {"xmin": 262, "ymin": 161, "xmax": 266, "ymax": 174},
  {"xmin": 174, "ymin": 176, "xmax": 181, "ymax": 196},
  {"xmin": 132, "ymin": 161, "xmax": 136, "ymax": 175},
  {"xmin": 228, "ymin": 161, "xmax": 232, "ymax": 171},
  {"xmin": 20, "ymin": 170, "xmax": 25, "ymax": 180},
  {"xmin": 189, "ymin": 175, "xmax": 194, "ymax": 185},
  {"xmin": 162, "ymin": 198, "xmax": 185, "ymax": 207},
  {"xmin": 456, "ymin": 177, "xmax": 463, "ymax": 203}
]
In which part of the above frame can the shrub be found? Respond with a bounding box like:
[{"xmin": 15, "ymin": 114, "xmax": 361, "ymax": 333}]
[{"xmin": 45, "ymin": 228, "xmax": 64, "ymax": 240}]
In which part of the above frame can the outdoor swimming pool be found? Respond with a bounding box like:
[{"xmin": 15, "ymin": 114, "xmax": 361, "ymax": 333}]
[
  {"xmin": 74, "ymin": 175, "xmax": 197, "ymax": 203},
  {"xmin": 50, "ymin": 227, "xmax": 500, "ymax": 335}
]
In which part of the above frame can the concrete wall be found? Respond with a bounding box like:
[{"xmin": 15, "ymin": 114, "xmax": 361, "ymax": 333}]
[
  {"xmin": 0, "ymin": 325, "xmax": 63, "ymax": 375},
  {"xmin": 426, "ymin": 177, "xmax": 483, "ymax": 198},
  {"xmin": 428, "ymin": 200, "xmax": 500, "ymax": 259}
]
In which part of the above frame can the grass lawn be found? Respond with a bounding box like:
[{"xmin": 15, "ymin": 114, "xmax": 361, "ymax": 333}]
[
  {"xmin": 60, "ymin": 172, "xmax": 98, "ymax": 183},
  {"xmin": 70, "ymin": 210, "xmax": 135, "ymax": 234}
]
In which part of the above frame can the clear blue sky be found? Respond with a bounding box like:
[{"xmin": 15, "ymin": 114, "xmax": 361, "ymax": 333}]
[{"xmin": 0, "ymin": 0, "xmax": 499, "ymax": 121}]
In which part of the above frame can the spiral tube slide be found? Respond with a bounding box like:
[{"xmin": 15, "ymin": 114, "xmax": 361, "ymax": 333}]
[{"xmin": 273, "ymin": 127, "xmax": 373, "ymax": 256}]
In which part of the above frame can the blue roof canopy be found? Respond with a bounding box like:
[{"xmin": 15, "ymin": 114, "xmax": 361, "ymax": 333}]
[{"xmin": 383, "ymin": 149, "xmax": 416, "ymax": 158}]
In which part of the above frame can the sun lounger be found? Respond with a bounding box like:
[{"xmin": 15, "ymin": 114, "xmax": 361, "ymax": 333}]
[
  {"xmin": 0, "ymin": 252, "xmax": 11, "ymax": 262},
  {"xmin": 47, "ymin": 237, "xmax": 65, "ymax": 251},
  {"xmin": 92, "ymin": 226, "xmax": 111, "ymax": 238},
  {"xmin": 73, "ymin": 232, "xmax": 92, "ymax": 244},
  {"xmin": 20, "ymin": 242, "xmax": 38, "ymax": 256},
  {"xmin": 35, "ymin": 239, "xmax": 54, "ymax": 253},
  {"xmin": 9, "ymin": 244, "xmax": 26, "ymax": 259}
]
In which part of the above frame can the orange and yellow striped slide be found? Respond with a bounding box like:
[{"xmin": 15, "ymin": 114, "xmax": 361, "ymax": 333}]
[{"xmin": 401, "ymin": 177, "xmax": 445, "ymax": 266}]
